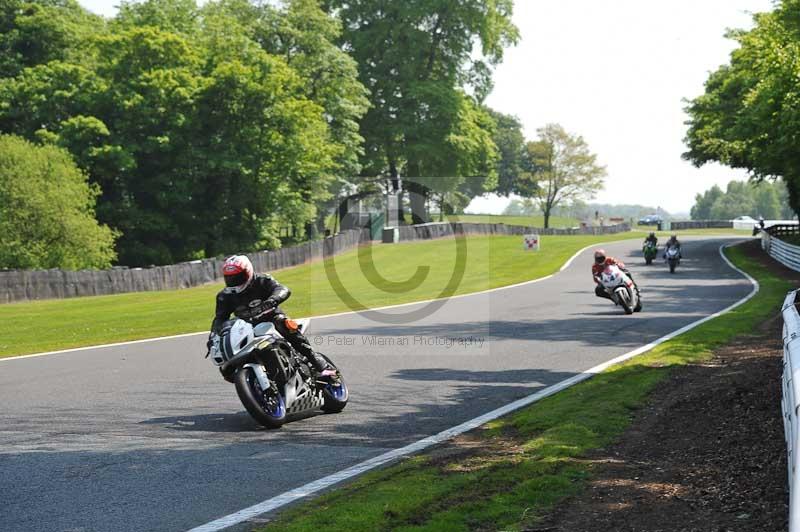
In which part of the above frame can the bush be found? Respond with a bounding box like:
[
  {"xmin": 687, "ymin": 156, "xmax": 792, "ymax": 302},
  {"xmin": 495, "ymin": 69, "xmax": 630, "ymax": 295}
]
[{"xmin": 0, "ymin": 134, "xmax": 117, "ymax": 269}]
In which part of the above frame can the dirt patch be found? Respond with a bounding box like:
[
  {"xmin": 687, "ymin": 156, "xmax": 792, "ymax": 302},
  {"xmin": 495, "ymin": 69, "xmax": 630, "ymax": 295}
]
[{"xmin": 538, "ymin": 244, "xmax": 794, "ymax": 532}]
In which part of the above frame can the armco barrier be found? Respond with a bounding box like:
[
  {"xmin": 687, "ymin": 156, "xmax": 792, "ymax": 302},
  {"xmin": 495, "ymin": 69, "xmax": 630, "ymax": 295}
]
[
  {"xmin": 782, "ymin": 289, "xmax": 800, "ymax": 532},
  {"xmin": 763, "ymin": 225, "xmax": 800, "ymax": 273}
]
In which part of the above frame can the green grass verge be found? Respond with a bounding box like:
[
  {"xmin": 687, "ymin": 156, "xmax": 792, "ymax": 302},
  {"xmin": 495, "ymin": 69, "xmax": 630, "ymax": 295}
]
[
  {"xmin": 0, "ymin": 229, "xmax": 749, "ymax": 358},
  {"xmin": 256, "ymin": 243, "xmax": 790, "ymax": 532},
  {"xmin": 448, "ymin": 213, "xmax": 580, "ymax": 228}
]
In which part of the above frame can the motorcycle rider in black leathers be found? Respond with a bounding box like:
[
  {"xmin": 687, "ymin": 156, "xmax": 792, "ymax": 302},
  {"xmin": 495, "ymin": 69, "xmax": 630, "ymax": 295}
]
[
  {"xmin": 644, "ymin": 232, "xmax": 658, "ymax": 247},
  {"xmin": 207, "ymin": 255, "xmax": 332, "ymax": 381}
]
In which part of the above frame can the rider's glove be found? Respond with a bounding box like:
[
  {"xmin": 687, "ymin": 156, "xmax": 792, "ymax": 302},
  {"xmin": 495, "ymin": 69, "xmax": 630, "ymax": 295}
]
[{"xmin": 265, "ymin": 297, "xmax": 279, "ymax": 309}]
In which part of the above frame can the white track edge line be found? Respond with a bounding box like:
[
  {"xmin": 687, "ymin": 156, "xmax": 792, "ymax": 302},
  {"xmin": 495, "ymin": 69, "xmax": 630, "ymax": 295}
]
[
  {"xmin": 2, "ymin": 236, "xmax": 748, "ymax": 362},
  {"xmin": 187, "ymin": 241, "xmax": 759, "ymax": 532},
  {"xmin": 1, "ymin": 240, "xmax": 619, "ymax": 362}
]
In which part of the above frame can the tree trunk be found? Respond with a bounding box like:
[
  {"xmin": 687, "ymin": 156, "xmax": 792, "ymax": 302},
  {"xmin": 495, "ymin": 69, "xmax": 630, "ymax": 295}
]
[
  {"xmin": 407, "ymin": 181, "xmax": 428, "ymax": 225},
  {"xmin": 305, "ymin": 221, "xmax": 318, "ymax": 240},
  {"xmin": 405, "ymin": 162, "xmax": 429, "ymax": 225},
  {"xmin": 389, "ymin": 160, "xmax": 406, "ymax": 225},
  {"xmin": 543, "ymin": 207, "xmax": 551, "ymax": 229}
]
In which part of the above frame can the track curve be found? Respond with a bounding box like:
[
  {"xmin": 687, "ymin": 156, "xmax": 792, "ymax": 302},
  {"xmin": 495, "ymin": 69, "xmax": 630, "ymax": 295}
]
[{"xmin": 0, "ymin": 237, "xmax": 753, "ymax": 532}]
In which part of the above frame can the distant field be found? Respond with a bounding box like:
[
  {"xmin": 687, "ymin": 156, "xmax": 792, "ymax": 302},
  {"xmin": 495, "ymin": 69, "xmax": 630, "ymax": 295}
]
[
  {"xmin": 325, "ymin": 212, "xmax": 581, "ymax": 232},
  {"xmin": 449, "ymin": 213, "xmax": 580, "ymax": 228}
]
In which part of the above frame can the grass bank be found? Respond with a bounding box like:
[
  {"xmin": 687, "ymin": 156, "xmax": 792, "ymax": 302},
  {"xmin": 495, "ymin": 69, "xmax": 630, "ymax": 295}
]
[
  {"xmin": 0, "ymin": 229, "xmax": 746, "ymax": 358},
  {"xmin": 256, "ymin": 243, "xmax": 789, "ymax": 532}
]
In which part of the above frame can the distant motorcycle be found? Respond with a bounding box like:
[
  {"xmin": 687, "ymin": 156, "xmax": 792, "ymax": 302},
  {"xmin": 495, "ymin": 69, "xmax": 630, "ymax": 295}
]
[
  {"xmin": 665, "ymin": 246, "xmax": 681, "ymax": 274},
  {"xmin": 642, "ymin": 241, "xmax": 658, "ymax": 265},
  {"xmin": 599, "ymin": 264, "xmax": 642, "ymax": 315},
  {"xmin": 208, "ymin": 316, "xmax": 348, "ymax": 428}
]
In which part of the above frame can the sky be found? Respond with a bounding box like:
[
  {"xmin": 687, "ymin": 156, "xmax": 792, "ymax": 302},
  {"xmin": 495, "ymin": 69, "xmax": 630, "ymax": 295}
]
[
  {"xmin": 78, "ymin": 0, "xmax": 775, "ymax": 215},
  {"xmin": 477, "ymin": 0, "xmax": 775, "ymax": 215}
]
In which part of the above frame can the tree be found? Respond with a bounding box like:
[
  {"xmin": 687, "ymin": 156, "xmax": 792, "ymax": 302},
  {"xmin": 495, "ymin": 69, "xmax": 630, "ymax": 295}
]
[
  {"xmin": 753, "ymin": 181, "xmax": 782, "ymax": 219},
  {"xmin": 327, "ymin": 0, "xmax": 519, "ymax": 223},
  {"xmin": 690, "ymin": 184, "xmax": 723, "ymax": 220},
  {"xmin": 0, "ymin": 134, "xmax": 116, "ymax": 269},
  {"xmin": 691, "ymin": 179, "xmax": 784, "ymax": 220},
  {"xmin": 708, "ymin": 181, "xmax": 755, "ymax": 220},
  {"xmin": 487, "ymin": 108, "xmax": 526, "ymax": 196},
  {"xmin": 217, "ymin": 0, "xmax": 371, "ymax": 236},
  {"xmin": 503, "ymin": 197, "xmax": 537, "ymax": 216},
  {"xmin": 526, "ymin": 124, "xmax": 606, "ymax": 228},
  {"xmin": 0, "ymin": 0, "xmax": 367, "ymax": 265},
  {"xmin": 684, "ymin": 0, "xmax": 800, "ymax": 218},
  {"xmin": 0, "ymin": 0, "xmax": 103, "ymax": 78}
]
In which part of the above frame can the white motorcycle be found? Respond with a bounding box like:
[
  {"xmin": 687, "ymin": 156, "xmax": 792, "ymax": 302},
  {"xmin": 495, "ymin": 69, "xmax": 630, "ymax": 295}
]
[
  {"xmin": 208, "ymin": 317, "xmax": 348, "ymax": 428},
  {"xmin": 599, "ymin": 264, "xmax": 642, "ymax": 315},
  {"xmin": 665, "ymin": 246, "xmax": 680, "ymax": 274}
]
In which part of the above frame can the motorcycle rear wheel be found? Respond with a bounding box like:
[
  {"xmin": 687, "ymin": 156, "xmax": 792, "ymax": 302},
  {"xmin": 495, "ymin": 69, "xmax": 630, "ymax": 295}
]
[
  {"xmin": 319, "ymin": 354, "xmax": 349, "ymax": 413},
  {"xmin": 235, "ymin": 367, "xmax": 287, "ymax": 429}
]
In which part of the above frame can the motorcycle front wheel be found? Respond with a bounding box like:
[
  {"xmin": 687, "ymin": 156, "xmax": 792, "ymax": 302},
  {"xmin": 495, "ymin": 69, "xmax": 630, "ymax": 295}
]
[
  {"xmin": 235, "ymin": 366, "xmax": 287, "ymax": 429},
  {"xmin": 616, "ymin": 288, "xmax": 634, "ymax": 315}
]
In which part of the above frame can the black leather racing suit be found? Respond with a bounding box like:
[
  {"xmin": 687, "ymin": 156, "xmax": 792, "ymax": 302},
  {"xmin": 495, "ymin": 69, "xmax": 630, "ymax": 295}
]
[{"xmin": 210, "ymin": 274, "xmax": 329, "ymax": 375}]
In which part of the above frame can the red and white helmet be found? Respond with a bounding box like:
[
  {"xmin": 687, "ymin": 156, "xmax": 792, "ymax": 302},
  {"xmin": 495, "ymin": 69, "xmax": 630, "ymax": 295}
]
[{"xmin": 222, "ymin": 255, "xmax": 254, "ymax": 294}]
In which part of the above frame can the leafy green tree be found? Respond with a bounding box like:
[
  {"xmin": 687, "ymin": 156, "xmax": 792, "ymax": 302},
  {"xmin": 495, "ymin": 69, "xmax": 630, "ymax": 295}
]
[
  {"xmin": 527, "ymin": 124, "xmax": 606, "ymax": 228},
  {"xmin": 116, "ymin": 0, "xmax": 200, "ymax": 34},
  {"xmin": 692, "ymin": 180, "xmax": 784, "ymax": 220},
  {"xmin": 0, "ymin": 134, "xmax": 117, "ymax": 269},
  {"xmin": 215, "ymin": 0, "xmax": 370, "ymax": 236},
  {"xmin": 503, "ymin": 197, "xmax": 538, "ymax": 217},
  {"xmin": 708, "ymin": 181, "xmax": 755, "ymax": 220},
  {"xmin": 753, "ymin": 181, "xmax": 782, "ymax": 219},
  {"xmin": 487, "ymin": 108, "xmax": 526, "ymax": 196},
  {"xmin": 0, "ymin": 0, "xmax": 102, "ymax": 78},
  {"xmin": 0, "ymin": 0, "xmax": 366, "ymax": 266},
  {"xmin": 690, "ymin": 184, "xmax": 723, "ymax": 220},
  {"xmin": 328, "ymin": 0, "xmax": 519, "ymax": 222},
  {"xmin": 684, "ymin": 0, "xmax": 800, "ymax": 218}
]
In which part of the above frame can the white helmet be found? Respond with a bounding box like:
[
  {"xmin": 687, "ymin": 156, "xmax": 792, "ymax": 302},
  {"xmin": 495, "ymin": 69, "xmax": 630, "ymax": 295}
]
[{"xmin": 221, "ymin": 255, "xmax": 254, "ymax": 294}]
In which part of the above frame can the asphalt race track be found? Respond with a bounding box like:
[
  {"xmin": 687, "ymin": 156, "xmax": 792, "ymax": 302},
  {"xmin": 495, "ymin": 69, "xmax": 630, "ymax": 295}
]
[{"xmin": 0, "ymin": 237, "xmax": 754, "ymax": 532}]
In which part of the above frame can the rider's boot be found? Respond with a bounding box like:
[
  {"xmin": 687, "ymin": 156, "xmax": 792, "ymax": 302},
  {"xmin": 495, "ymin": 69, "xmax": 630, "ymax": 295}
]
[
  {"xmin": 274, "ymin": 314, "xmax": 336, "ymax": 380},
  {"xmin": 595, "ymin": 285, "xmax": 613, "ymax": 302},
  {"xmin": 288, "ymin": 333, "xmax": 337, "ymax": 382}
]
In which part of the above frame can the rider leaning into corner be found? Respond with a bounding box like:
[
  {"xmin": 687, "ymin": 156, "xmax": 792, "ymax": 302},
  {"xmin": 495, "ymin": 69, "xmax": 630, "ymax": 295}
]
[
  {"xmin": 592, "ymin": 249, "xmax": 641, "ymax": 302},
  {"xmin": 206, "ymin": 255, "xmax": 335, "ymax": 382}
]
